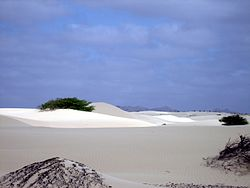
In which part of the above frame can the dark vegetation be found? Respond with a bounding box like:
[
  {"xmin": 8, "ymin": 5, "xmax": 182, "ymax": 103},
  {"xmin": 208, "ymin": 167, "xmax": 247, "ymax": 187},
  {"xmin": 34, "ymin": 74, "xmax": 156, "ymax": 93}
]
[
  {"xmin": 39, "ymin": 97, "xmax": 95, "ymax": 112},
  {"xmin": 219, "ymin": 114, "xmax": 248, "ymax": 125},
  {"xmin": 204, "ymin": 135, "xmax": 250, "ymax": 175},
  {"xmin": 218, "ymin": 135, "xmax": 250, "ymax": 161}
]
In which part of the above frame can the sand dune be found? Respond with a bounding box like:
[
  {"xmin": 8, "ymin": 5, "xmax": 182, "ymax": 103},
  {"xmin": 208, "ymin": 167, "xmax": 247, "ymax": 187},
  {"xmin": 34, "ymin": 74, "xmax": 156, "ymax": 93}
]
[
  {"xmin": 93, "ymin": 103, "xmax": 197, "ymax": 125},
  {"xmin": 131, "ymin": 111, "xmax": 195, "ymax": 125},
  {"xmin": 0, "ymin": 115, "xmax": 30, "ymax": 128},
  {"xmin": 154, "ymin": 115, "xmax": 194, "ymax": 123},
  {"xmin": 0, "ymin": 106, "xmax": 200, "ymax": 128},
  {"xmin": 132, "ymin": 111, "xmax": 232, "ymax": 126},
  {"xmin": 131, "ymin": 113, "xmax": 168, "ymax": 125},
  {"xmin": 93, "ymin": 102, "xmax": 134, "ymax": 119},
  {"xmin": 0, "ymin": 108, "xmax": 154, "ymax": 128}
]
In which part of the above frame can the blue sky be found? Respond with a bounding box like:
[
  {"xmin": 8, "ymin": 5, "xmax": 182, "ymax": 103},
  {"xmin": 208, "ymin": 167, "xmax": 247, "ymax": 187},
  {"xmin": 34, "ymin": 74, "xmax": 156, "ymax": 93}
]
[{"xmin": 0, "ymin": 0, "xmax": 250, "ymax": 112}]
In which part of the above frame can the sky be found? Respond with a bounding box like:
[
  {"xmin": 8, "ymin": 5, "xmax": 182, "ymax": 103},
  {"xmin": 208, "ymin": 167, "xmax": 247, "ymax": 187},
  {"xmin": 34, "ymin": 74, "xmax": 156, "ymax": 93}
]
[{"xmin": 0, "ymin": 0, "xmax": 250, "ymax": 113}]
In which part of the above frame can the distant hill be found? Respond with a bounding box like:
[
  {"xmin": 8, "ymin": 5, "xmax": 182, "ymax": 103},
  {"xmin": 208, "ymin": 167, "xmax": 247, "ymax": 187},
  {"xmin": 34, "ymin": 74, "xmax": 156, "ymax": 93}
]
[
  {"xmin": 150, "ymin": 106, "xmax": 179, "ymax": 112},
  {"xmin": 118, "ymin": 105, "xmax": 178, "ymax": 112},
  {"xmin": 117, "ymin": 106, "xmax": 149, "ymax": 112}
]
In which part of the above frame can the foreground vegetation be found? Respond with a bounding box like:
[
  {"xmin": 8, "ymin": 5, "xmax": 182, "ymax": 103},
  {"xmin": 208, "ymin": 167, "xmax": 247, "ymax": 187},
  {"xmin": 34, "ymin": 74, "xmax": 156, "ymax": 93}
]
[
  {"xmin": 204, "ymin": 135, "xmax": 250, "ymax": 175},
  {"xmin": 39, "ymin": 98, "xmax": 95, "ymax": 112}
]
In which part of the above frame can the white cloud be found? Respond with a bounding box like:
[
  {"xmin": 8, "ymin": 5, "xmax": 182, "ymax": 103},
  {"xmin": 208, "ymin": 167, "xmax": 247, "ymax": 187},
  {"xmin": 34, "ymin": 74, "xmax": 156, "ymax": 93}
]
[{"xmin": 62, "ymin": 23, "xmax": 216, "ymax": 62}]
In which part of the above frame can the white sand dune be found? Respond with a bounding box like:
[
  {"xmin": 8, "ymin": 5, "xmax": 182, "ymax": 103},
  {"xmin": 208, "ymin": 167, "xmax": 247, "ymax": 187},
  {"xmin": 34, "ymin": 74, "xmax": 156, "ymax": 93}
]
[
  {"xmin": 92, "ymin": 103, "xmax": 196, "ymax": 125},
  {"xmin": 0, "ymin": 114, "xmax": 30, "ymax": 128},
  {"xmin": 131, "ymin": 111, "xmax": 195, "ymax": 125},
  {"xmin": 132, "ymin": 111, "xmax": 235, "ymax": 126},
  {"xmin": 131, "ymin": 113, "xmax": 168, "ymax": 125},
  {"xmin": 155, "ymin": 115, "xmax": 194, "ymax": 123},
  {"xmin": 0, "ymin": 108, "xmax": 154, "ymax": 128},
  {"xmin": 93, "ymin": 102, "xmax": 134, "ymax": 119}
]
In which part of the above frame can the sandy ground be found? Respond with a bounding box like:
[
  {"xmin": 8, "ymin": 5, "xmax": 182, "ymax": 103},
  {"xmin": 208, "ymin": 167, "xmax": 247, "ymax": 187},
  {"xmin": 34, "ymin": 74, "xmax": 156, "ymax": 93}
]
[
  {"xmin": 0, "ymin": 126, "xmax": 250, "ymax": 187},
  {"xmin": 0, "ymin": 105, "xmax": 250, "ymax": 187}
]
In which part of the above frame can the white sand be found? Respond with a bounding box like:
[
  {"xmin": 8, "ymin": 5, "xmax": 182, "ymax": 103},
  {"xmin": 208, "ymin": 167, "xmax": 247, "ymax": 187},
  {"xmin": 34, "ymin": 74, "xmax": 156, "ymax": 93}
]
[
  {"xmin": 0, "ymin": 115, "xmax": 30, "ymax": 128},
  {"xmin": 0, "ymin": 108, "xmax": 154, "ymax": 128},
  {"xmin": 155, "ymin": 115, "xmax": 195, "ymax": 123},
  {"xmin": 0, "ymin": 105, "xmax": 250, "ymax": 187},
  {"xmin": 132, "ymin": 111, "xmax": 233, "ymax": 126},
  {"xmin": 130, "ymin": 111, "xmax": 196, "ymax": 125},
  {"xmin": 93, "ymin": 102, "xmax": 134, "ymax": 119},
  {"xmin": 0, "ymin": 126, "xmax": 249, "ymax": 187}
]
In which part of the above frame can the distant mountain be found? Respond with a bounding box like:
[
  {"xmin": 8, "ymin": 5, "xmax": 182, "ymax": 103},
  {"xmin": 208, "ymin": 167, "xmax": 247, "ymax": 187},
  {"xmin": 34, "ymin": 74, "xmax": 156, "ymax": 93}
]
[
  {"xmin": 150, "ymin": 106, "xmax": 179, "ymax": 112},
  {"xmin": 117, "ymin": 106, "xmax": 149, "ymax": 112},
  {"xmin": 118, "ymin": 105, "xmax": 178, "ymax": 112}
]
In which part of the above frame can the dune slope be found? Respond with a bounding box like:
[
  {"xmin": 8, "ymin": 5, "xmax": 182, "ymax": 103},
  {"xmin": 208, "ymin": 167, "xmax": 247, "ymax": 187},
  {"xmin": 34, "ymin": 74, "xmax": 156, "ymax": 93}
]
[
  {"xmin": 0, "ymin": 108, "xmax": 154, "ymax": 128},
  {"xmin": 0, "ymin": 114, "xmax": 30, "ymax": 128},
  {"xmin": 93, "ymin": 102, "xmax": 134, "ymax": 119}
]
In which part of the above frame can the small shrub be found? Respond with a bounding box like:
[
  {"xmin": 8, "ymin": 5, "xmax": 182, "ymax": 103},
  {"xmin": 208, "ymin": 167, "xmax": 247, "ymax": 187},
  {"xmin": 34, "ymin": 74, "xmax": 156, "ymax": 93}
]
[
  {"xmin": 39, "ymin": 97, "xmax": 95, "ymax": 112},
  {"xmin": 204, "ymin": 135, "xmax": 250, "ymax": 175},
  {"xmin": 219, "ymin": 114, "xmax": 248, "ymax": 125}
]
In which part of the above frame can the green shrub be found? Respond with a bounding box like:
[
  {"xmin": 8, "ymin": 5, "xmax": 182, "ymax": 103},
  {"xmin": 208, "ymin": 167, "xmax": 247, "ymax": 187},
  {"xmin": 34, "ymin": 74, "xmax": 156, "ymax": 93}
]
[
  {"xmin": 219, "ymin": 114, "xmax": 248, "ymax": 125},
  {"xmin": 39, "ymin": 97, "xmax": 95, "ymax": 112}
]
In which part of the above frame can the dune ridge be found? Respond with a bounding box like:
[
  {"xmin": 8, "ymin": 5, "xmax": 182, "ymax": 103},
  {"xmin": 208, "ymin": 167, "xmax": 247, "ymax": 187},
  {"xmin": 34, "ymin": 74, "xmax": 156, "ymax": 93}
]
[
  {"xmin": 0, "ymin": 108, "xmax": 154, "ymax": 128},
  {"xmin": 93, "ymin": 102, "xmax": 134, "ymax": 119}
]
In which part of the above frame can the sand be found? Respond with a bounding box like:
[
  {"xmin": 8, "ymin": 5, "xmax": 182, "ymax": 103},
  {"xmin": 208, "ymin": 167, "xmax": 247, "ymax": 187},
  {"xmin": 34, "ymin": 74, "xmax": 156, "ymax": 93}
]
[
  {"xmin": 0, "ymin": 108, "xmax": 154, "ymax": 128},
  {"xmin": 0, "ymin": 104, "xmax": 250, "ymax": 187},
  {"xmin": 93, "ymin": 102, "xmax": 135, "ymax": 119}
]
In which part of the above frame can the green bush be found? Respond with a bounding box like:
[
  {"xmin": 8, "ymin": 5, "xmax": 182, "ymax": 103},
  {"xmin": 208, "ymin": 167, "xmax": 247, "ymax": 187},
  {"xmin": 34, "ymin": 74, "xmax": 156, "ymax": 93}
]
[
  {"xmin": 39, "ymin": 97, "xmax": 95, "ymax": 112},
  {"xmin": 219, "ymin": 114, "xmax": 248, "ymax": 125}
]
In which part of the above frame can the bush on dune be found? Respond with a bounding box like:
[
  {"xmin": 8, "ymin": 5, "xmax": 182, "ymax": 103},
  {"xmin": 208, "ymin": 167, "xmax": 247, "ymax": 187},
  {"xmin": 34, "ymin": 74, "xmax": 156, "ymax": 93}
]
[
  {"xmin": 219, "ymin": 114, "xmax": 248, "ymax": 125},
  {"xmin": 39, "ymin": 97, "xmax": 95, "ymax": 112}
]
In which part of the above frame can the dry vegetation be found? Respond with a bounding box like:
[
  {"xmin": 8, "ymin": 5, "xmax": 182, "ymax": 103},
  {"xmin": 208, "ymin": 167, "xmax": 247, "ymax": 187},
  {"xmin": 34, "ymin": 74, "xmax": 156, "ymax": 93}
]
[{"xmin": 204, "ymin": 135, "xmax": 250, "ymax": 175}]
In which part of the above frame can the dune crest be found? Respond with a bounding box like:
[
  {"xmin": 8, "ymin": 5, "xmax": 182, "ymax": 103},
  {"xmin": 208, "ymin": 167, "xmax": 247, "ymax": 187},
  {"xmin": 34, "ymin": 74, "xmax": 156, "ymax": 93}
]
[{"xmin": 93, "ymin": 102, "xmax": 134, "ymax": 119}]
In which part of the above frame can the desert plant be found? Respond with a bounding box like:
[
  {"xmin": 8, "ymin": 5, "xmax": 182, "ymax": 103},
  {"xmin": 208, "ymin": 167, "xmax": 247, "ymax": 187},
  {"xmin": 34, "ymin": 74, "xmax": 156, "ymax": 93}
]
[
  {"xmin": 204, "ymin": 135, "xmax": 250, "ymax": 175},
  {"xmin": 219, "ymin": 114, "xmax": 248, "ymax": 125},
  {"xmin": 39, "ymin": 97, "xmax": 95, "ymax": 112}
]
